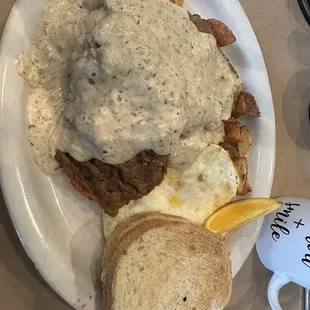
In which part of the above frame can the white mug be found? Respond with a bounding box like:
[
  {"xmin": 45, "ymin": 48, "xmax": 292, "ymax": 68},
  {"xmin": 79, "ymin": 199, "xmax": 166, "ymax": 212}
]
[{"xmin": 256, "ymin": 196, "xmax": 310, "ymax": 310}]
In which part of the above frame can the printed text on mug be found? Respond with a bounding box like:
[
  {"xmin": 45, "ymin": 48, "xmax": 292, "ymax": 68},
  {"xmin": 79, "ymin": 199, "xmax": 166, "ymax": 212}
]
[
  {"xmin": 302, "ymin": 236, "xmax": 310, "ymax": 268},
  {"xmin": 270, "ymin": 202, "xmax": 300, "ymax": 242}
]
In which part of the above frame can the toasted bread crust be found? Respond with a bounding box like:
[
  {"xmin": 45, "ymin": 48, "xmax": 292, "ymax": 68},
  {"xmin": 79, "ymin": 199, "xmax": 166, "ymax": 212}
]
[{"xmin": 103, "ymin": 212, "xmax": 190, "ymax": 268}]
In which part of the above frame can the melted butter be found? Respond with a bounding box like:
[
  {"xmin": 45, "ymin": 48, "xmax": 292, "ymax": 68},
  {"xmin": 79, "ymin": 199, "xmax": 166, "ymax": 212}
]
[
  {"xmin": 168, "ymin": 195, "xmax": 183, "ymax": 208},
  {"xmin": 16, "ymin": 0, "xmax": 241, "ymax": 174}
]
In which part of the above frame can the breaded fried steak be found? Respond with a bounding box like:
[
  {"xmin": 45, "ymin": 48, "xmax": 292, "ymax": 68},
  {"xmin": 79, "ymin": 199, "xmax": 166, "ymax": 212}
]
[{"xmin": 55, "ymin": 151, "xmax": 168, "ymax": 217}]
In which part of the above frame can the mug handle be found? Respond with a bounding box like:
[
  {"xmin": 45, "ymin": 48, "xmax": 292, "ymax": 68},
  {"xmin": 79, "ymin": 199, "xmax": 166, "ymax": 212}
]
[{"xmin": 267, "ymin": 272, "xmax": 291, "ymax": 310}]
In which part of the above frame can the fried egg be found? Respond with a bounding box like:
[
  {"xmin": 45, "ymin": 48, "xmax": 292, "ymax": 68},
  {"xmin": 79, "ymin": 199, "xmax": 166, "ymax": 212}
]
[{"xmin": 103, "ymin": 144, "xmax": 239, "ymax": 238}]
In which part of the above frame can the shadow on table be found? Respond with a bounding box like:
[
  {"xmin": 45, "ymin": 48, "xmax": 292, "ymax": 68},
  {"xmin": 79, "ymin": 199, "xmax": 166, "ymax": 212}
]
[
  {"xmin": 282, "ymin": 69, "xmax": 310, "ymax": 186},
  {"xmin": 285, "ymin": 0, "xmax": 310, "ymax": 33},
  {"xmin": 0, "ymin": 188, "xmax": 73, "ymax": 310},
  {"xmin": 226, "ymin": 249, "xmax": 303, "ymax": 309}
]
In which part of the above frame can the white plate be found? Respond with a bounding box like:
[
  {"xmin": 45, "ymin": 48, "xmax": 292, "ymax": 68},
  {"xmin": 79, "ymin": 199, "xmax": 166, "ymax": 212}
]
[{"xmin": 0, "ymin": 0, "xmax": 275, "ymax": 309}]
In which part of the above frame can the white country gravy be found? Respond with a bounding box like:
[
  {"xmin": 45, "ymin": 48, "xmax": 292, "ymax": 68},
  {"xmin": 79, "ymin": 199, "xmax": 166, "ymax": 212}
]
[{"xmin": 16, "ymin": 0, "xmax": 241, "ymax": 174}]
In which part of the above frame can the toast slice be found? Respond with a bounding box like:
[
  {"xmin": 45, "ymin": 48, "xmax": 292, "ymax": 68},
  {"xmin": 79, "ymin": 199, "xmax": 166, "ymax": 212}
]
[
  {"xmin": 103, "ymin": 212, "xmax": 190, "ymax": 269},
  {"xmin": 103, "ymin": 214, "xmax": 232, "ymax": 310}
]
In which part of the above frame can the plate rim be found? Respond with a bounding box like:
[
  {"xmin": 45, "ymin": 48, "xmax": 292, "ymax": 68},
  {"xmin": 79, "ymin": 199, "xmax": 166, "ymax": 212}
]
[{"xmin": 0, "ymin": 0, "xmax": 275, "ymax": 309}]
